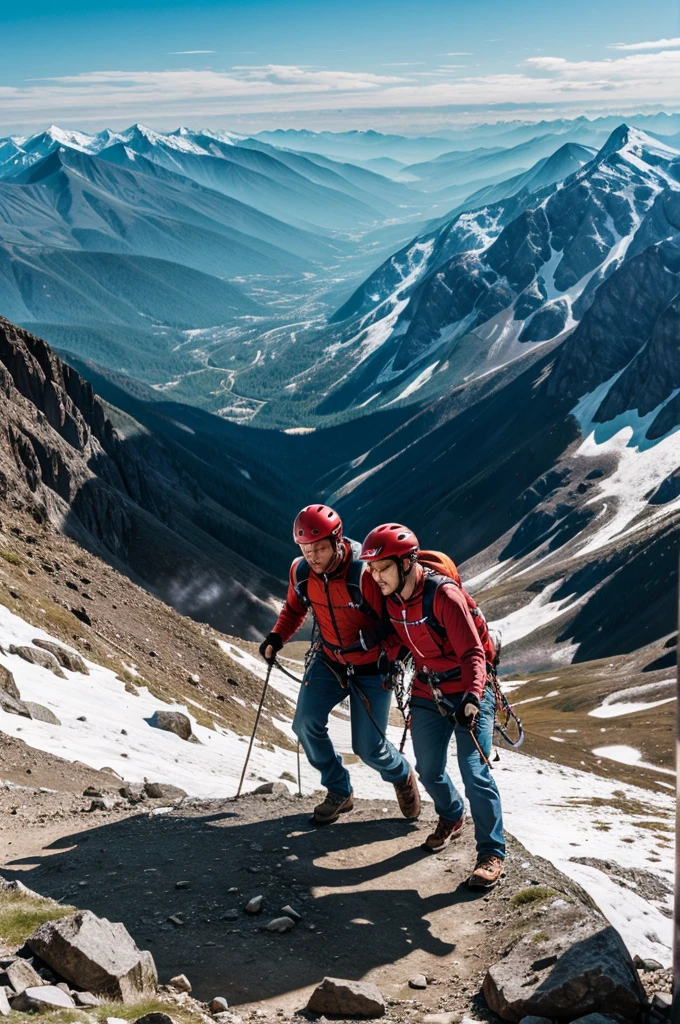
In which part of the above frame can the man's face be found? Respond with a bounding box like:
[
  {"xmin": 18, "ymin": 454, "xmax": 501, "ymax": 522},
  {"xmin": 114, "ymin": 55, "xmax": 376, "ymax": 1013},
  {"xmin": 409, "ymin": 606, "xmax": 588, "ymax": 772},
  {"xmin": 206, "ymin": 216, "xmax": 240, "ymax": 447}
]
[
  {"xmin": 299, "ymin": 538, "xmax": 336, "ymax": 574},
  {"xmin": 367, "ymin": 557, "xmax": 401, "ymax": 595}
]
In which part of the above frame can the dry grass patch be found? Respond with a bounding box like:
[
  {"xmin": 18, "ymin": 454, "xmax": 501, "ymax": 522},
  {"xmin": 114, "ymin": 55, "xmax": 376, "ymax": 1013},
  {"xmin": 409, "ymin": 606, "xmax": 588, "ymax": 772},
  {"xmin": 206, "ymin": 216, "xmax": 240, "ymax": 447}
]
[
  {"xmin": 0, "ymin": 887, "xmax": 74, "ymax": 948},
  {"xmin": 510, "ymin": 886, "xmax": 560, "ymax": 908},
  {"xmin": 0, "ymin": 550, "xmax": 22, "ymax": 567}
]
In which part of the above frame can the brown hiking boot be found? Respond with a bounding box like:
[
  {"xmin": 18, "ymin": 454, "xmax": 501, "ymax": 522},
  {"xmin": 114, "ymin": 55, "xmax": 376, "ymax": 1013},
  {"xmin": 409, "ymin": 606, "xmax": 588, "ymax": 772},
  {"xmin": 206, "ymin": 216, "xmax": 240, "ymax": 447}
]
[
  {"xmin": 312, "ymin": 789, "xmax": 354, "ymax": 825},
  {"xmin": 467, "ymin": 855, "xmax": 504, "ymax": 889},
  {"xmin": 394, "ymin": 767, "xmax": 421, "ymax": 819},
  {"xmin": 424, "ymin": 813, "xmax": 466, "ymax": 851}
]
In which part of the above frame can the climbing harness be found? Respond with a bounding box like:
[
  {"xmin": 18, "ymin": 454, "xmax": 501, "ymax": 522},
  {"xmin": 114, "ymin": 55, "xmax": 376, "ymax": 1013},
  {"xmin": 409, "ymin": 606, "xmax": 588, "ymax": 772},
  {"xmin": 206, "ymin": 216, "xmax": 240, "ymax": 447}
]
[
  {"xmin": 489, "ymin": 672, "xmax": 525, "ymax": 749},
  {"xmin": 385, "ymin": 656, "xmax": 414, "ymax": 753}
]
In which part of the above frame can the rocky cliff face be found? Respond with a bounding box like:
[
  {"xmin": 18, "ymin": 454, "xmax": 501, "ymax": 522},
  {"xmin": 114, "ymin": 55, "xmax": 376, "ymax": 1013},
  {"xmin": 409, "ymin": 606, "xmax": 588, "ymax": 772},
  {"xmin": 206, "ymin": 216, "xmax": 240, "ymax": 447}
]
[{"xmin": 0, "ymin": 317, "xmax": 286, "ymax": 637}]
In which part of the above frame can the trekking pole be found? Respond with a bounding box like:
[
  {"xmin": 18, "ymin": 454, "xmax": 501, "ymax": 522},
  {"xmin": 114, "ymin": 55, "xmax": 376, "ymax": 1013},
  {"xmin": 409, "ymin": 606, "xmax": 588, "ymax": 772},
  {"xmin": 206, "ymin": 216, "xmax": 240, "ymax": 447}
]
[
  {"xmin": 296, "ymin": 740, "xmax": 302, "ymax": 797},
  {"xmin": 468, "ymin": 722, "xmax": 494, "ymax": 771},
  {"xmin": 236, "ymin": 661, "xmax": 273, "ymax": 798},
  {"xmin": 271, "ymin": 658, "xmax": 306, "ymax": 796}
]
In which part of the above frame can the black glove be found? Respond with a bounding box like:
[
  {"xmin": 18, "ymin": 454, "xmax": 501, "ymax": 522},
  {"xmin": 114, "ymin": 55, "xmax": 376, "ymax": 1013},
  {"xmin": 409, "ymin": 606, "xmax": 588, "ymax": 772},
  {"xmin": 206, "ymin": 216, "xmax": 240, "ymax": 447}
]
[
  {"xmin": 259, "ymin": 632, "xmax": 282, "ymax": 663},
  {"xmin": 454, "ymin": 691, "xmax": 480, "ymax": 728},
  {"xmin": 358, "ymin": 627, "xmax": 379, "ymax": 651}
]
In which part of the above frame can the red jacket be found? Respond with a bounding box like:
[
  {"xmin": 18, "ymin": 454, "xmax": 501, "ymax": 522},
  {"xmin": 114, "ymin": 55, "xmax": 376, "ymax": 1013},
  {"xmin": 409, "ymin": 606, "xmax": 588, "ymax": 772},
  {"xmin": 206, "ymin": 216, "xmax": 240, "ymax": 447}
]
[
  {"xmin": 273, "ymin": 541, "xmax": 384, "ymax": 666},
  {"xmin": 385, "ymin": 566, "xmax": 487, "ymax": 700}
]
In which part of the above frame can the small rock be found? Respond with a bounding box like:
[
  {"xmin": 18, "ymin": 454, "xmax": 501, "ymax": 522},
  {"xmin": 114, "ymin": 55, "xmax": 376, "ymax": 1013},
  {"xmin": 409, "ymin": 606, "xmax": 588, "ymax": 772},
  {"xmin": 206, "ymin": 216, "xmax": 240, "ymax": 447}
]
[
  {"xmin": 633, "ymin": 955, "xmax": 663, "ymax": 972},
  {"xmin": 134, "ymin": 1014, "xmax": 177, "ymax": 1024},
  {"xmin": 253, "ymin": 782, "xmax": 289, "ymax": 797},
  {"xmin": 77, "ymin": 716, "xmax": 87, "ymax": 722},
  {"xmin": 652, "ymin": 993, "xmax": 672, "ymax": 1010},
  {"xmin": 188, "ymin": 674, "xmax": 200, "ymax": 685},
  {"xmin": 4, "ymin": 956, "xmax": 44, "ymax": 994},
  {"xmin": 146, "ymin": 710, "xmax": 193, "ymax": 741},
  {"xmin": 11, "ymin": 985, "xmax": 75, "ymax": 1011},
  {"xmin": 73, "ymin": 992, "xmax": 102, "ymax": 1007},
  {"xmin": 89, "ymin": 797, "xmax": 118, "ymax": 812},
  {"xmin": 175, "ymin": 881, "xmax": 191, "ymax": 890},
  {"xmin": 307, "ymin": 977, "xmax": 385, "ymax": 1018},
  {"xmin": 0, "ymin": 988, "xmax": 9, "ymax": 1016},
  {"xmin": 265, "ymin": 917, "xmax": 295, "ymax": 933},
  {"xmin": 422, "ymin": 1015, "xmax": 457, "ymax": 1024},
  {"xmin": 284, "ymin": 855, "xmax": 298, "ymax": 863},
  {"xmin": 83, "ymin": 786, "xmax": 102, "ymax": 797},
  {"xmin": 244, "ymin": 896, "xmax": 263, "ymax": 915},
  {"xmin": 168, "ymin": 974, "xmax": 191, "ymax": 992},
  {"xmin": 408, "ymin": 974, "xmax": 427, "ymax": 990},
  {"xmin": 211, "ymin": 997, "xmax": 229, "ymax": 1014},
  {"xmin": 518, "ymin": 1017, "xmax": 554, "ymax": 1024},
  {"xmin": 144, "ymin": 782, "xmax": 187, "ymax": 800},
  {"xmin": 281, "ymin": 905, "xmax": 301, "ymax": 922},
  {"xmin": 167, "ymin": 915, "xmax": 185, "ymax": 927},
  {"xmin": 106, "ymin": 1018, "xmax": 128, "ymax": 1024}
]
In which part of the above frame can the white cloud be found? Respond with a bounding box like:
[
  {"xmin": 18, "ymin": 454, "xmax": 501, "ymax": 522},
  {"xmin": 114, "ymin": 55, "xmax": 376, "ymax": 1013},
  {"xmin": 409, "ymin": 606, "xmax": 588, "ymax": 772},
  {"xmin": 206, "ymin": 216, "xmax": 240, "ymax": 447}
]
[
  {"xmin": 3, "ymin": 51, "xmax": 680, "ymax": 128},
  {"xmin": 168, "ymin": 50, "xmax": 216, "ymax": 55},
  {"xmin": 609, "ymin": 37, "xmax": 680, "ymax": 51},
  {"xmin": 380, "ymin": 62, "xmax": 426, "ymax": 66},
  {"xmin": 440, "ymin": 51, "xmax": 473, "ymax": 56}
]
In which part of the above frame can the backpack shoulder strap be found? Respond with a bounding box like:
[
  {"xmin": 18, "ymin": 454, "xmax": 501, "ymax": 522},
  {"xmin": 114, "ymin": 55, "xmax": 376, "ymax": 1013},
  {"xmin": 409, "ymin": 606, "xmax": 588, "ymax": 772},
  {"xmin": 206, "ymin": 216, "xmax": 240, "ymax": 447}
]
[
  {"xmin": 292, "ymin": 557, "xmax": 311, "ymax": 608},
  {"xmin": 345, "ymin": 557, "xmax": 381, "ymax": 621},
  {"xmin": 422, "ymin": 572, "xmax": 460, "ymax": 638}
]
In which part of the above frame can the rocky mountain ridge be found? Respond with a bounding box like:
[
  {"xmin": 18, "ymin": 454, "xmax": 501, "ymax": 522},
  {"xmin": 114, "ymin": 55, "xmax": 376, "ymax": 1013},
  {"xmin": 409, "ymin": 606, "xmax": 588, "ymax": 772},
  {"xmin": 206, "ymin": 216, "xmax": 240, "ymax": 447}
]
[{"xmin": 0, "ymin": 316, "xmax": 290, "ymax": 636}]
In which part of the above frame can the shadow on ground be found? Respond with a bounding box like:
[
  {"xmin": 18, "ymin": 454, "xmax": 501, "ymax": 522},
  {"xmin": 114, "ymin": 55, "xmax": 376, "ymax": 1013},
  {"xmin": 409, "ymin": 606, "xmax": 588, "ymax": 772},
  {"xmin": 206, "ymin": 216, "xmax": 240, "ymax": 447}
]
[{"xmin": 3, "ymin": 797, "xmax": 486, "ymax": 1007}]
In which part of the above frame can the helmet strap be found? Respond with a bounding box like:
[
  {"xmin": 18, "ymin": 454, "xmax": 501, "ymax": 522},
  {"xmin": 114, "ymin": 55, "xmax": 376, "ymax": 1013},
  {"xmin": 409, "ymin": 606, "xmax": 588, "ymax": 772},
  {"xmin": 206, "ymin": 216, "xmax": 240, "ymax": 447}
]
[{"xmin": 394, "ymin": 552, "xmax": 417, "ymax": 594}]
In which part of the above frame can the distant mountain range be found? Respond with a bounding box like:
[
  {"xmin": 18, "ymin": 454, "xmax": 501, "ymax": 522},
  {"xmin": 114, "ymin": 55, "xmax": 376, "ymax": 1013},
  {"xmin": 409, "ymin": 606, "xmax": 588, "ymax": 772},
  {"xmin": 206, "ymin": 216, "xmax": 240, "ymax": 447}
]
[{"xmin": 0, "ymin": 115, "xmax": 678, "ymax": 678}]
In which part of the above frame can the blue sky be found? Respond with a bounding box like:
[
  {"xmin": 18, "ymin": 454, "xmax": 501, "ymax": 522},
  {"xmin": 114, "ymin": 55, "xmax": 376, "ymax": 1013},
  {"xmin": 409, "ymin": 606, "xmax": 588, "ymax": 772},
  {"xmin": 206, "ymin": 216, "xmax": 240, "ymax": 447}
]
[{"xmin": 1, "ymin": 0, "xmax": 679, "ymax": 133}]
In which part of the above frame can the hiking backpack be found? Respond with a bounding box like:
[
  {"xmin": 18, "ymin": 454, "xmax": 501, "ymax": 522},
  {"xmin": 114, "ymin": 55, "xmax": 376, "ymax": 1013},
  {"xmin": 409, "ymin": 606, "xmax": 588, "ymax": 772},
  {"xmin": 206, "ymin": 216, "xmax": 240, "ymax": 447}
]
[{"xmin": 417, "ymin": 550, "xmax": 498, "ymax": 669}]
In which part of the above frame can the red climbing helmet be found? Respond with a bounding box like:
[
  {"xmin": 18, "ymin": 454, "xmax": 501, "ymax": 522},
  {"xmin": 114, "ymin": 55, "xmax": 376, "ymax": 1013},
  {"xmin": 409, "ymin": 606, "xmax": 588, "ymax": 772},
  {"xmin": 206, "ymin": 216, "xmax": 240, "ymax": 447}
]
[
  {"xmin": 361, "ymin": 524, "xmax": 419, "ymax": 562},
  {"xmin": 293, "ymin": 504, "xmax": 343, "ymax": 545}
]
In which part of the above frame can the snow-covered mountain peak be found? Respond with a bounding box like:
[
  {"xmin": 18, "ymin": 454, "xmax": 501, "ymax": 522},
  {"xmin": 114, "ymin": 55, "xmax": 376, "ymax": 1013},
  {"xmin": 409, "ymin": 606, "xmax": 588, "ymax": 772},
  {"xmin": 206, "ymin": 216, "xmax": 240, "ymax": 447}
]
[
  {"xmin": 597, "ymin": 123, "xmax": 680, "ymax": 165},
  {"xmin": 199, "ymin": 127, "xmax": 243, "ymax": 145},
  {"xmin": 44, "ymin": 125, "xmax": 96, "ymax": 152}
]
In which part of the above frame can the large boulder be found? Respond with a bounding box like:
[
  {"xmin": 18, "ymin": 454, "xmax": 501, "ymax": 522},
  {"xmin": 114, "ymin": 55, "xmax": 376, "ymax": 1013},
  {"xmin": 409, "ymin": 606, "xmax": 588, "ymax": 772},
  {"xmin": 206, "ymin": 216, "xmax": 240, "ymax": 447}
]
[
  {"xmin": 9, "ymin": 645, "xmax": 66, "ymax": 679},
  {"xmin": 32, "ymin": 639, "xmax": 89, "ymax": 675},
  {"xmin": 27, "ymin": 910, "xmax": 157, "ymax": 1003},
  {"xmin": 483, "ymin": 918, "xmax": 645, "ymax": 1022},
  {"xmin": 0, "ymin": 664, "xmax": 20, "ymax": 700},
  {"xmin": 146, "ymin": 711, "xmax": 194, "ymax": 741},
  {"xmin": 307, "ymin": 977, "xmax": 385, "ymax": 1018}
]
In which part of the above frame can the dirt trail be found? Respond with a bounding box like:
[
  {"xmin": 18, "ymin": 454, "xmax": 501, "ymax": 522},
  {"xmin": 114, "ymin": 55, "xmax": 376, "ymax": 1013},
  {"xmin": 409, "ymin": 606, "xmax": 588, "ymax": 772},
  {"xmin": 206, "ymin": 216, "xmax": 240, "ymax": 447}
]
[{"xmin": 0, "ymin": 784, "xmax": 589, "ymax": 1022}]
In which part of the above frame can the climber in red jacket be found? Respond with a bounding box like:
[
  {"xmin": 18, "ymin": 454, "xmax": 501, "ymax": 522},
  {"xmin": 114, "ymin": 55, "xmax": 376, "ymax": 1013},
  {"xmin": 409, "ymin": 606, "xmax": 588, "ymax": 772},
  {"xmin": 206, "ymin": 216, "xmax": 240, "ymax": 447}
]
[
  {"xmin": 260, "ymin": 504, "xmax": 419, "ymax": 825},
  {"xmin": 361, "ymin": 523, "xmax": 505, "ymax": 889}
]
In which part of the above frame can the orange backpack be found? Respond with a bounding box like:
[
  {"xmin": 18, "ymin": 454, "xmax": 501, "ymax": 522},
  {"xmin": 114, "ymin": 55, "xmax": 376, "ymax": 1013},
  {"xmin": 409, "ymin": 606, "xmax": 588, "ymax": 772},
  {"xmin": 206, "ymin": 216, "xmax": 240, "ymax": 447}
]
[{"xmin": 416, "ymin": 550, "xmax": 497, "ymax": 667}]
